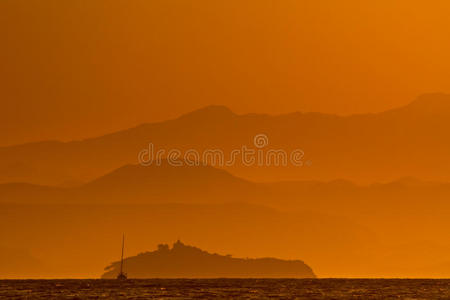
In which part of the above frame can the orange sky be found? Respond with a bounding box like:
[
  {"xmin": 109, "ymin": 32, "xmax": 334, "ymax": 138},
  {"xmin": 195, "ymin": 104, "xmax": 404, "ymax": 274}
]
[{"xmin": 2, "ymin": 0, "xmax": 450, "ymax": 146}]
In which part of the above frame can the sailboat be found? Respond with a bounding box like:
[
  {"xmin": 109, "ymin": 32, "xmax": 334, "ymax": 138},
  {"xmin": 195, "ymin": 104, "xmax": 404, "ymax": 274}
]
[{"xmin": 116, "ymin": 234, "xmax": 128, "ymax": 280}]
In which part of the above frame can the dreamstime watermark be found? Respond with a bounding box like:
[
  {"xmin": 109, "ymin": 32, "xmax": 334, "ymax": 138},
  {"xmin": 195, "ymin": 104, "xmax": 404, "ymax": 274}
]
[{"xmin": 138, "ymin": 134, "xmax": 310, "ymax": 167}]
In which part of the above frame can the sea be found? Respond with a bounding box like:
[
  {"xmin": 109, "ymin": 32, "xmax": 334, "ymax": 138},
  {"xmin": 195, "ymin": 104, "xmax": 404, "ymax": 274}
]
[{"xmin": 0, "ymin": 279, "xmax": 449, "ymax": 299}]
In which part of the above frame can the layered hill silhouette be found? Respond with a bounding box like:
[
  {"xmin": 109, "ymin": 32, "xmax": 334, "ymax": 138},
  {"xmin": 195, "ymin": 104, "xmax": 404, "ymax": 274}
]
[
  {"xmin": 2, "ymin": 162, "xmax": 450, "ymax": 277},
  {"xmin": 3, "ymin": 92, "xmax": 450, "ymax": 279},
  {"xmin": 0, "ymin": 162, "xmax": 260, "ymax": 204},
  {"xmin": 0, "ymin": 162, "xmax": 374, "ymax": 277},
  {"xmin": 3, "ymin": 161, "xmax": 450, "ymax": 218},
  {"xmin": 3, "ymin": 161, "xmax": 450, "ymax": 216},
  {"xmin": 102, "ymin": 240, "xmax": 316, "ymax": 278},
  {"xmin": 2, "ymin": 93, "xmax": 450, "ymax": 185},
  {"xmin": 2, "ymin": 162, "xmax": 450, "ymax": 246}
]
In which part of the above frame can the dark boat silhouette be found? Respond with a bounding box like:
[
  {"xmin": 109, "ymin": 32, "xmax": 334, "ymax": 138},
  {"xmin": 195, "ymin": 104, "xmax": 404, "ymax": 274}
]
[{"xmin": 116, "ymin": 234, "xmax": 127, "ymax": 280}]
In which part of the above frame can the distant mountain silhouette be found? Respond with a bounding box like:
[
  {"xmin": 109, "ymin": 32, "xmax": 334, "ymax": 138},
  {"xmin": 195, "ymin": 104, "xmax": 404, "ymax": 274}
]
[
  {"xmin": 2, "ymin": 94, "xmax": 450, "ymax": 185},
  {"xmin": 2, "ymin": 162, "xmax": 450, "ymax": 277},
  {"xmin": 0, "ymin": 162, "xmax": 260, "ymax": 204},
  {"xmin": 85, "ymin": 162, "xmax": 233, "ymax": 189},
  {"xmin": 102, "ymin": 240, "xmax": 315, "ymax": 278},
  {"xmin": 177, "ymin": 105, "xmax": 236, "ymax": 122},
  {"xmin": 2, "ymin": 162, "xmax": 450, "ymax": 241},
  {"xmin": 2, "ymin": 161, "xmax": 450, "ymax": 210},
  {"xmin": 403, "ymin": 93, "xmax": 450, "ymax": 113},
  {"xmin": 3, "ymin": 161, "xmax": 450, "ymax": 216}
]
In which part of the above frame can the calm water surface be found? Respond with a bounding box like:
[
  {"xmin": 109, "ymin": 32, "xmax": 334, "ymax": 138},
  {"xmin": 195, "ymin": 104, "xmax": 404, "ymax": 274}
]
[{"xmin": 0, "ymin": 279, "xmax": 449, "ymax": 299}]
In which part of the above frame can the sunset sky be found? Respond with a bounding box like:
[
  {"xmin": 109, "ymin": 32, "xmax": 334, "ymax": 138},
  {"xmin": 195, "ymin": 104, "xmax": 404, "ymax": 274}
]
[{"xmin": 2, "ymin": 0, "xmax": 450, "ymax": 146}]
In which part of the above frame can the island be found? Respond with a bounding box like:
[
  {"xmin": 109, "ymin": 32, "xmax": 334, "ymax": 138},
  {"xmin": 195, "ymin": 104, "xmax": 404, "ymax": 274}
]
[{"xmin": 102, "ymin": 240, "xmax": 316, "ymax": 278}]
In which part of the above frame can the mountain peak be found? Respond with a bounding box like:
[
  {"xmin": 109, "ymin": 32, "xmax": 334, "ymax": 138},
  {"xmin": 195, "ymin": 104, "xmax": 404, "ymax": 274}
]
[
  {"xmin": 405, "ymin": 93, "xmax": 450, "ymax": 112},
  {"xmin": 178, "ymin": 105, "xmax": 235, "ymax": 121},
  {"xmin": 83, "ymin": 161, "xmax": 247, "ymax": 194},
  {"xmin": 388, "ymin": 177, "xmax": 443, "ymax": 188}
]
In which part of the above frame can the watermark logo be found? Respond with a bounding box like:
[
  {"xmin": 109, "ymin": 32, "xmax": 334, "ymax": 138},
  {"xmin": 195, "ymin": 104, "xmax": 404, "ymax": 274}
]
[
  {"xmin": 253, "ymin": 134, "xmax": 269, "ymax": 148},
  {"xmin": 138, "ymin": 134, "xmax": 310, "ymax": 167}
]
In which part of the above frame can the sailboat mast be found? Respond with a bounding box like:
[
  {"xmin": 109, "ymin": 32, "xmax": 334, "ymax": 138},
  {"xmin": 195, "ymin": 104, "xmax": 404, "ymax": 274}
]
[{"xmin": 120, "ymin": 234, "xmax": 124, "ymax": 274}]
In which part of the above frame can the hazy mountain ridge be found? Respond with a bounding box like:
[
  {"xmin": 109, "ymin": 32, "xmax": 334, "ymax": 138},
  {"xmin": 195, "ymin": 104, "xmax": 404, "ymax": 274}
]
[
  {"xmin": 3, "ymin": 162, "xmax": 450, "ymax": 209},
  {"xmin": 1, "ymin": 94, "xmax": 450, "ymax": 185},
  {"xmin": 1, "ymin": 162, "xmax": 449, "ymax": 248},
  {"xmin": 1, "ymin": 163, "xmax": 450, "ymax": 277},
  {"xmin": 2, "ymin": 95, "xmax": 450, "ymax": 278}
]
